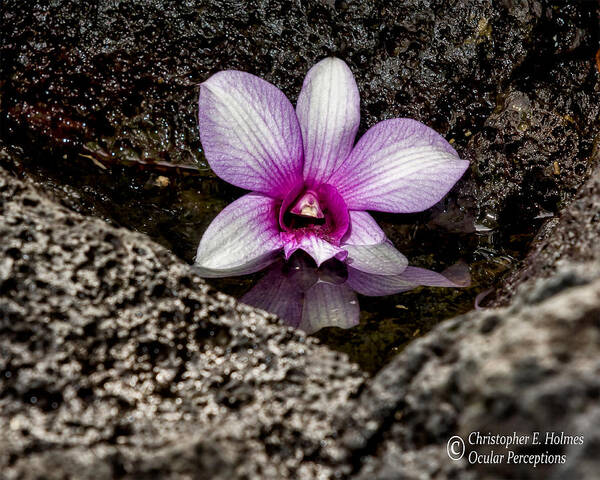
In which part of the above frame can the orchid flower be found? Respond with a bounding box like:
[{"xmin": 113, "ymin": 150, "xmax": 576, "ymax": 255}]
[{"xmin": 195, "ymin": 57, "xmax": 469, "ymax": 279}]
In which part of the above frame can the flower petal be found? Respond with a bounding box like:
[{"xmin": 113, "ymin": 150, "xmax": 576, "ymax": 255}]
[
  {"xmin": 198, "ymin": 71, "xmax": 303, "ymax": 198},
  {"xmin": 241, "ymin": 261, "xmax": 304, "ymax": 328},
  {"xmin": 344, "ymin": 241, "xmax": 408, "ymax": 275},
  {"xmin": 395, "ymin": 265, "xmax": 470, "ymax": 287},
  {"xmin": 347, "ymin": 265, "xmax": 470, "ymax": 296},
  {"xmin": 299, "ymin": 282, "xmax": 359, "ymax": 334},
  {"xmin": 194, "ymin": 193, "xmax": 283, "ymax": 277},
  {"xmin": 296, "ymin": 57, "xmax": 360, "ymax": 186},
  {"xmin": 282, "ymin": 233, "xmax": 348, "ymax": 267},
  {"xmin": 329, "ymin": 118, "xmax": 469, "ymax": 212},
  {"xmin": 342, "ymin": 210, "xmax": 386, "ymax": 246}
]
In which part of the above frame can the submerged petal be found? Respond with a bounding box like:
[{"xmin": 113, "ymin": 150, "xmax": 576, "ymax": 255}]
[
  {"xmin": 437, "ymin": 261, "xmax": 471, "ymax": 287},
  {"xmin": 282, "ymin": 233, "xmax": 347, "ymax": 267},
  {"xmin": 342, "ymin": 210, "xmax": 386, "ymax": 246},
  {"xmin": 241, "ymin": 261, "xmax": 304, "ymax": 328},
  {"xmin": 243, "ymin": 257, "xmax": 359, "ymax": 333},
  {"xmin": 198, "ymin": 71, "xmax": 303, "ymax": 198},
  {"xmin": 347, "ymin": 264, "xmax": 470, "ymax": 296},
  {"xmin": 299, "ymin": 282, "xmax": 359, "ymax": 334},
  {"xmin": 194, "ymin": 193, "xmax": 283, "ymax": 277},
  {"xmin": 296, "ymin": 57, "xmax": 360, "ymax": 186},
  {"xmin": 329, "ymin": 118, "xmax": 469, "ymax": 213},
  {"xmin": 400, "ymin": 264, "xmax": 470, "ymax": 287},
  {"xmin": 344, "ymin": 241, "xmax": 408, "ymax": 275}
]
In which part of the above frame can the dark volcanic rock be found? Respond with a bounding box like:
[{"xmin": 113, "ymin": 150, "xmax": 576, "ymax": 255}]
[
  {"xmin": 494, "ymin": 161, "xmax": 600, "ymax": 305},
  {"xmin": 1, "ymin": 0, "xmax": 598, "ymax": 235},
  {"xmin": 0, "ymin": 166, "xmax": 364, "ymax": 479}
]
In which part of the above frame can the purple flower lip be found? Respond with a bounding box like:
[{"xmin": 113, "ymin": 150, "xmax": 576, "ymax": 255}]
[
  {"xmin": 194, "ymin": 57, "xmax": 469, "ymax": 281},
  {"xmin": 288, "ymin": 190, "xmax": 324, "ymax": 219},
  {"xmin": 279, "ymin": 183, "xmax": 349, "ymax": 248}
]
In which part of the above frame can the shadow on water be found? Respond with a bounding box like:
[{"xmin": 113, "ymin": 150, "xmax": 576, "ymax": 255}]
[{"xmin": 2, "ymin": 136, "xmax": 539, "ymax": 374}]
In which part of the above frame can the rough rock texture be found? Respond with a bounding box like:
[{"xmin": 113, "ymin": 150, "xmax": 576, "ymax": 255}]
[
  {"xmin": 494, "ymin": 161, "xmax": 600, "ymax": 305},
  {"xmin": 1, "ymin": 0, "xmax": 598, "ymax": 230},
  {"xmin": 334, "ymin": 165, "xmax": 600, "ymax": 479},
  {"xmin": 332, "ymin": 160, "xmax": 600, "ymax": 478},
  {"xmin": 0, "ymin": 166, "xmax": 364, "ymax": 479},
  {"xmin": 2, "ymin": 157, "xmax": 600, "ymax": 480},
  {"xmin": 338, "ymin": 266, "xmax": 600, "ymax": 480}
]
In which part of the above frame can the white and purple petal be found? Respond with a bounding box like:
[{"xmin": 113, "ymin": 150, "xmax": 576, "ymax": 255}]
[
  {"xmin": 282, "ymin": 232, "xmax": 348, "ymax": 267},
  {"xmin": 198, "ymin": 71, "xmax": 303, "ymax": 199},
  {"xmin": 347, "ymin": 264, "xmax": 471, "ymax": 296},
  {"xmin": 194, "ymin": 193, "xmax": 283, "ymax": 277},
  {"xmin": 342, "ymin": 210, "xmax": 386, "ymax": 246},
  {"xmin": 344, "ymin": 240, "xmax": 408, "ymax": 275},
  {"xmin": 329, "ymin": 118, "xmax": 469, "ymax": 213},
  {"xmin": 296, "ymin": 57, "xmax": 360, "ymax": 186}
]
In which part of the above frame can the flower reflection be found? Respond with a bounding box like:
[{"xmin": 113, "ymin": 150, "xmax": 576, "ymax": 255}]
[{"xmin": 242, "ymin": 253, "xmax": 470, "ymax": 334}]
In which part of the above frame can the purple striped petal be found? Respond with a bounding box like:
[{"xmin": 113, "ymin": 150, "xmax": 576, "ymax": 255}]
[
  {"xmin": 342, "ymin": 210, "xmax": 386, "ymax": 246},
  {"xmin": 329, "ymin": 118, "xmax": 469, "ymax": 212},
  {"xmin": 346, "ymin": 265, "xmax": 470, "ymax": 296},
  {"xmin": 194, "ymin": 193, "xmax": 283, "ymax": 277},
  {"xmin": 344, "ymin": 240, "xmax": 408, "ymax": 275},
  {"xmin": 296, "ymin": 58, "xmax": 360, "ymax": 186},
  {"xmin": 282, "ymin": 233, "xmax": 348, "ymax": 267},
  {"xmin": 241, "ymin": 261, "xmax": 304, "ymax": 328},
  {"xmin": 198, "ymin": 71, "xmax": 303, "ymax": 199},
  {"xmin": 299, "ymin": 282, "xmax": 360, "ymax": 333}
]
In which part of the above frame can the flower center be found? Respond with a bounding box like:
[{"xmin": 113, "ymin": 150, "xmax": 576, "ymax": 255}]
[
  {"xmin": 289, "ymin": 191, "xmax": 324, "ymax": 219},
  {"xmin": 279, "ymin": 183, "xmax": 349, "ymax": 245}
]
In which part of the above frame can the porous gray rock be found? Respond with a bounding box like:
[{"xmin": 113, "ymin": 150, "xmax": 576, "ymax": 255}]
[
  {"xmin": 336, "ymin": 265, "xmax": 600, "ymax": 480},
  {"xmin": 0, "ymin": 165, "xmax": 364, "ymax": 479},
  {"xmin": 330, "ymin": 165, "xmax": 600, "ymax": 480},
  {"xmin": 2, "ymin": 158, "xmax": 600, "ymax": 479}
]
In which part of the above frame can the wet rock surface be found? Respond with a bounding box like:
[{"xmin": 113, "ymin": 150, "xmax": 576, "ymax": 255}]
[
  {"xmin": 494, "ymin": 162, "xmax": 600, "ymax": 305},
  {"xmin": 2, "ymin": 0, "xmax": 598, "ymax": 375},
  {"xmin": 1, "ymin": 0, "xmax": 598, "ymax": 240}
]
